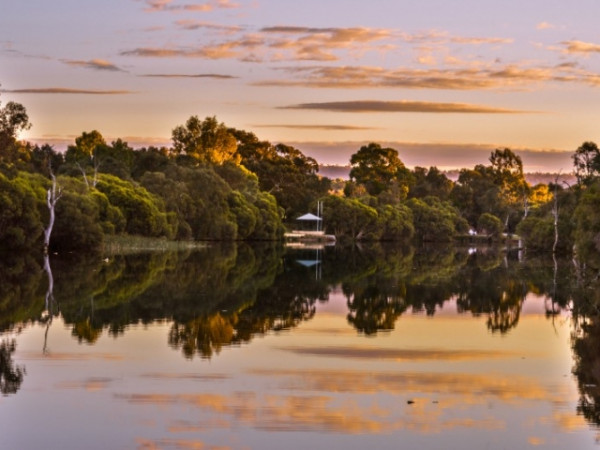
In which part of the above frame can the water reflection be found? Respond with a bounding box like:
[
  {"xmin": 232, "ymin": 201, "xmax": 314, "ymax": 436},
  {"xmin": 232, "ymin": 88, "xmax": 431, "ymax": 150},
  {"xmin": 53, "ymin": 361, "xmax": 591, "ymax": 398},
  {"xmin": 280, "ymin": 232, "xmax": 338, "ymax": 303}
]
[
  {"xmin": 3, "ymin": 242, "xmax": 600, "ymax": 442},
  {"xmin": 0, "ymin": 338, "xmax": 25, "ymax": 395}
]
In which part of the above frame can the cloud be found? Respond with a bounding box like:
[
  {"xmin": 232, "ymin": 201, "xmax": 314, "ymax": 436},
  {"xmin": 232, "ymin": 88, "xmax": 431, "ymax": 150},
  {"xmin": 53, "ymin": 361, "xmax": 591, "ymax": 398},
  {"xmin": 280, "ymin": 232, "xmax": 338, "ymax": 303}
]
[
  {"xmin": 61, "ymin": 58, "xmax": 126, "ymax": 72},
  {"xmin": 143, "ymin": 0, "xmax": 240, "ymax": 13},
  {"xmin": 1, "ymin": 88, "xmax": 135, "ymax": 94},
  {"xmin": 121, "ymin": 37, "xmax": 263, "ymax": 59},
  {"xmin": 277, "ymin": 346, "xmax": 519, "ymax": 361},
  {"xmin": 536, "ymin": 22, "xmax": 556, "ymax": 30},
  {"xmin": 251, "ymin": 124, "xmax": 379, "ymax": 131},
  {"xmin": 55, "ymin": 377, "xmax": 114, "ymax": 392},
  {"xmin": 561, "ymin": 39, "xmax": 600, "ymax": 54},
  {"xmin": 174, "ymin": 19, "xmax": 243, "ymax": 34},
  {"xmin": 139, "ymin": 73, "xmax": 236, "ymax": 78},
  {"xmin": 449, "ymin": 36, "xmax": 513, "ymax": 45},
  {"xmin": 283, "ymin": 140, "xmax": 575, "ymax": 171},
  {"xmin": 255, "ymin": 62, "xmax": 600, "ymax": 89},
  {"xmin": 117, "ymin": 368, "xmax": 568, "ymax": 436},
  {"xmin": 279, "ymin": 100, "xmax": 530, "ymax": 114}
]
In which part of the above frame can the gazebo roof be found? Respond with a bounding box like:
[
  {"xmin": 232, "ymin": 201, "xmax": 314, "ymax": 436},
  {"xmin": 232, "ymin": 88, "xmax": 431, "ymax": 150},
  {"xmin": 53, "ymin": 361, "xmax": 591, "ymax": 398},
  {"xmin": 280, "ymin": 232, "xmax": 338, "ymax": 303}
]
[{"xmin": 296, "ymin": 213, "xmax": 322, "ymax": 221}]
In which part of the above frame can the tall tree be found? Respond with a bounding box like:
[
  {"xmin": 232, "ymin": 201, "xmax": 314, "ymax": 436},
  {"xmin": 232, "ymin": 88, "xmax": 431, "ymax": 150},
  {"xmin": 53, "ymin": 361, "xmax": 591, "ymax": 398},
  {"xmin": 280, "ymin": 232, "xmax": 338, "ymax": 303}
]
[
  {"xmin": 573, "ymin": 141, "xmax": 600, "ymax": 186},
  {"xmin": 349, "ymin": 143, "xmax": 411, "ymax": 197},
  {"xmin": 171, "ymin": 116, "xmax": 239, "ymax": 165},
  {"xmin": 0, "ymin": 96, "xmax": 31, "ymax": 163}
]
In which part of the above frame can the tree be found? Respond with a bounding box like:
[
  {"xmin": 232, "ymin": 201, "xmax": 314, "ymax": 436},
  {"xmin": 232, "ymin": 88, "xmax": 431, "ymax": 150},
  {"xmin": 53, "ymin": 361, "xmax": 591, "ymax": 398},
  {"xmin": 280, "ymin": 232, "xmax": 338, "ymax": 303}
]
[
  {"xmin": 477, "ymin": 213, "xmax": 503, "ymax": 238},
  {"xmin": 43, "ymin": 165, "xmax": 62, "ymax": 254},
  {"xmin": 0, "ymin": 172, "xmax": 44, "ymax": 248},
  {"xmin": 65, "ymin": 130, "xmax": 108, "ymax": 189},
  {"xmin": 573, "ymin": 141, "xmax": 600, "ymax": 186},
  {"xmin": 321, "ymin": 195, "xmax": 379, "ymax": 240},
  {"xmin": 409, "ymin": 166, "xmax": 453, "ymax": 200},
  {"xmin": 0, "ymin": 98, "xmax": 31, "ymax": 163},
  {"xmin": 349, "ymin": 143, "xmax": 411, "ymax": 197},
  {"xmin": 171, "ymin": 116, "xmax": 239, "ymax": 165}
]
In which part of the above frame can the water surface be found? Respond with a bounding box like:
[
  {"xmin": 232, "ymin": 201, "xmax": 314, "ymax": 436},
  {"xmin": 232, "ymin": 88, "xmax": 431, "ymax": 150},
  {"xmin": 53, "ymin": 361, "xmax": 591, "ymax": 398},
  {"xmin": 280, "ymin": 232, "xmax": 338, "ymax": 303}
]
[{"xmin": 1, "ymin": 244, "xmax": 598, "ymax": 449}]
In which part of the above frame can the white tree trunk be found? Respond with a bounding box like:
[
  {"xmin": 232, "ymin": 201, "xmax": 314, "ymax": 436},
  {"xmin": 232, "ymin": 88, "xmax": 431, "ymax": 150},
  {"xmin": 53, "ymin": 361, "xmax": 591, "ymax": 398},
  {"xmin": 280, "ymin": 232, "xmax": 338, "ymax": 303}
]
[{"xmin": 43, "ymin": 172, "xmax": 61, "ymax": 255}]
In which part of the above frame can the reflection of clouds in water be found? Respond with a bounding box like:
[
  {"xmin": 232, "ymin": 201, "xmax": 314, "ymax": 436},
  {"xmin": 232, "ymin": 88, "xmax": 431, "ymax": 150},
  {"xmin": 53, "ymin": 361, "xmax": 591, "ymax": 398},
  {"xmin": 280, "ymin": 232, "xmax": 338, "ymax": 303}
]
[
  {"xmin": 55, "ymin": 377, "xmax": 114, "ymax": 391},
  {"xmin": 276, "ymin": 345, "xmax": 522, "ymax": 361},
  {"xmin": 141, "ymin": 373, "xmax": 230, "ymax": 381},
  {"xmin": 136, "ymin": 438, "xmax": 220, "ymax": 449},
  {"xmin": 248, "ymin": 368, "xmax": 565, "ymax": 404},
  {"xmin": 21, "ymin": 351, "xmax": 124, "ymax": 361},
  {"xmin": 115, "ymin": 383, "xmax": 518, "ymax": 435}
]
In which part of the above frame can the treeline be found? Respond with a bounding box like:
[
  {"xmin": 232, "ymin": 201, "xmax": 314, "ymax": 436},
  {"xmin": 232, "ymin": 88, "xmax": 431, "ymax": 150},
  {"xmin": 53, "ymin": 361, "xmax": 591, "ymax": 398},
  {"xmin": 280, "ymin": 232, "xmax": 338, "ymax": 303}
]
[{"xmin": 1, "ymin": 95, "xmax": 600, "ymax": 261}]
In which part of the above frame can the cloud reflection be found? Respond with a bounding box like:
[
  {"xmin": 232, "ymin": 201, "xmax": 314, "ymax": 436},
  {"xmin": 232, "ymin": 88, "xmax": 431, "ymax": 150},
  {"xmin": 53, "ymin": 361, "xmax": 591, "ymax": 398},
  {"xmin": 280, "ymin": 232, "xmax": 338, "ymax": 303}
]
[
  {"xmin": 277, "ymin": 345, "xmax": 520, "ymax": 361},
  {"xmin": 116, "ymin": 366, "xmax": 567, "ymax": 436}
]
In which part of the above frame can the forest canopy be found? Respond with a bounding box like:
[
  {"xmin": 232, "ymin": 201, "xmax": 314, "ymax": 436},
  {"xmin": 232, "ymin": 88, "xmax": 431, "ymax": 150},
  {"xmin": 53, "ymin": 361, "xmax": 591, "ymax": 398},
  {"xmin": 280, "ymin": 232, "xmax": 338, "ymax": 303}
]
[{"xmin": 1, "ymin": 96, "xmax": 600, "ymax": 262}]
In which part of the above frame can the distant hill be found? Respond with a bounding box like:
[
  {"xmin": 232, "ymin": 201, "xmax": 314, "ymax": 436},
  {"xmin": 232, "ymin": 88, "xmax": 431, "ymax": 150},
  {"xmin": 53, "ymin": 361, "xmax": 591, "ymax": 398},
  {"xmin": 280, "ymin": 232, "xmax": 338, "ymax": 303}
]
[{"xmin": 319, "ymin": 165, "xmax": 576, "ymax": 186}]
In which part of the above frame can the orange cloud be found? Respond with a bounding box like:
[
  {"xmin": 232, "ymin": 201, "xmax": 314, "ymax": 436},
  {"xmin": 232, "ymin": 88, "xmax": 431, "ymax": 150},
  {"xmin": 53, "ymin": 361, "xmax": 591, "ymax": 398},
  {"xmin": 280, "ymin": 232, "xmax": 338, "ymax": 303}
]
[
  {"xmin": 276, "ymin": 346, "xmax": 521, "ymax": 360},
  {"xmin": 251, "ymin": 124, "xmax": 379, "ymax": 131},
  {"xmin": 255, "ymin": 62, "xmax": 600, "ymax": 89},
  {"xmin": 61, "ymin": 58, "xmax": 125, "ymax": 72},
  {"xmin": 536, "ymin": 22, "xmax": 556, "ymax": 30},
  {"xmin": 143, "ymin": 0, "xmax": 240, "ymax": 13},
  {"xmin": 139, "ymin": 73, "xmax": 236, "ymax": 79},
  {"xmin": 279, "ymin": 100, "xmax": 531, "ymax": 114},
  {"xmin": 561, "ymin": 40, "xmax": 600, "ymax": 54},
  {"xmin": 55, "ymin": 377, "xmax": 114, "ymax": 391},
  {"xmin": 1, "ymin": 87, "xmax": 134, "ymax": 95},
  {"xmin": 174, "ymin": 20, "xmax": 243, "ymax": 34}
]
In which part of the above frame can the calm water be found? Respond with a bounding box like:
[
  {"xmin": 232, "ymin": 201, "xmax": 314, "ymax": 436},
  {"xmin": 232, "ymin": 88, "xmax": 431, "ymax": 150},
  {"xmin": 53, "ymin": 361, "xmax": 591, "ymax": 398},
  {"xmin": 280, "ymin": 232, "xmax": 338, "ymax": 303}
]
[{"xmin": 1, "ymin": 243, "xmax": 600, "ymax": 449}]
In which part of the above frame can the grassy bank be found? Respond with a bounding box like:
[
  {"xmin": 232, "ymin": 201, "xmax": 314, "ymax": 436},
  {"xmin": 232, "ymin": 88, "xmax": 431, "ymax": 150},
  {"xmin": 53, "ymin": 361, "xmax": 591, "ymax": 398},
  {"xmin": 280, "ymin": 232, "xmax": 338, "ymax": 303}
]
[{"xmin": 102, "ymin": 234, "xmax": 208, "ymax": 255}]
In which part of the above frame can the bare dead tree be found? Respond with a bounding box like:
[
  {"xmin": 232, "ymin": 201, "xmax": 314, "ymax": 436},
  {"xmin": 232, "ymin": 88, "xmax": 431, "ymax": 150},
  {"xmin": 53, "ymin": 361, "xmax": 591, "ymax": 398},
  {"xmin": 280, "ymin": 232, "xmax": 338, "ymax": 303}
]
[
  {"xmin": 552, "ymin": 172, "xmax": 561, "ymax": 255},
  {"xmin": 43, "ymin": 164, "xmax": 62, "ymax": 255}
]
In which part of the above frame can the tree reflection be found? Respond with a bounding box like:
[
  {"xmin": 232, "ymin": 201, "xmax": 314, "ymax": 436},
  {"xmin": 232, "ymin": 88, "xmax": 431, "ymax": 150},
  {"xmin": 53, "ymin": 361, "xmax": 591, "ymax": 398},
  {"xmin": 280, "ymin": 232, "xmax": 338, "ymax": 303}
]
[
  {"xmin": 0, "ymin": 339, "xmax": 25, "ymax": 395},
  {"xmin": 573, "ymin": 318, "xmax": 600, "ymax": 426}
]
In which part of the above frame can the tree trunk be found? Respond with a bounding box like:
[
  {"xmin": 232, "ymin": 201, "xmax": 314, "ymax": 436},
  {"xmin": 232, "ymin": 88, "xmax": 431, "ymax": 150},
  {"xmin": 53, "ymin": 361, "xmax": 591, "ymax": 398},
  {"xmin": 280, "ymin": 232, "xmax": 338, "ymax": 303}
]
[{"xmin": 43, "ymin": 171, "xmax": 61, "ymax": 255}]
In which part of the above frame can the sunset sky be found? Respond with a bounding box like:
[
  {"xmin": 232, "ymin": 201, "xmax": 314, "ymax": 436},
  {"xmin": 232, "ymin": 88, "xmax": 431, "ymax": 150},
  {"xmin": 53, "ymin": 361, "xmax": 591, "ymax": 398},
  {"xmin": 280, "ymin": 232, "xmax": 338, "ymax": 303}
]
[{"xmin": 1, "ymin": 0, "xmax": 599, "ymax": 171}]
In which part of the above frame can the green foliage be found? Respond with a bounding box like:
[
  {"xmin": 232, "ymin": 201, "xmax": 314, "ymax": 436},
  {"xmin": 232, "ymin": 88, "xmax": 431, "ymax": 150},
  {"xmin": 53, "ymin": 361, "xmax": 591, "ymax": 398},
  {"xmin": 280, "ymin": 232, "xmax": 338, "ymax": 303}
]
[
  {"xmin": 477, "ymin": 213, "xmax": 503, "ymax": 237},
  {"xmin": 0, "ymin": 100, "xmax": 31, "ymax": 161},
  {"xmin": 377, "ymin": 204, "xmax": 414, "ymax": 241},
  {"xmin": 235, "ymin": 139, "xmax": 330, "ymax": 220},
  {"xmin": 516, "ymin": 216, "xmax": 555, "ymax": 252},
  {"xmin": 51, "ymin": 177, "xmax": 104, "ymax": 251},
  {"xmin": 517, "ymin": 188, "xmax": 577, "ymax": 253},
  {"xmin": 349, "ymin": 143, "xmax": 412, "ymax": 196},
  {"xmin": 573, "ymin": 141, "xmax": 600, "ymax": 186},
  {"xmin": 0, "ymin": 171, "xmax": 44, "ymax": 248},
  {"xmin": 322, "ymin": 195, "xmax": 379, "ymax": 240},
  {"xmin": 574, "ymin": 181, "xmax": 600, "ymax": 261},
  {"xmin": 409, "ymin": 166, "xmax": 453, "ymax": 200},
  {"xmin": 65, "ymin": 130, "xmax": 107, "ymax": 163},
  {"xmin": 95, "ymin": 174, "xmax": 174, "ymax": 239},
  {"xmin": 451, "ymin": 149, "xmax": 528, "ymax": 233},
  {"xmin": 407, "ymin": 197, "xmax": 468, "ymax": 242},
  {"xmin": 172, "ymin": 116, "xmax": 239, "ymax": 165}
]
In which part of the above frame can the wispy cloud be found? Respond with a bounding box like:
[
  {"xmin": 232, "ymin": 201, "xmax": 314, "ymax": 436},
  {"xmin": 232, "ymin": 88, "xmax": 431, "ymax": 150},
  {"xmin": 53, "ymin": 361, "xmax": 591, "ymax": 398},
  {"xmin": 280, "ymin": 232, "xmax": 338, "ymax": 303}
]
[
  {"xmin": 121, "ymin": 38, "xmax": 262, "ymax": 59},
  {"xmin": 279, "ymin": 100, "xmax": 530, "ymax": 114},
  {"xmin": 286, "ymin": 141, "xmax": 575, "ymax": 172},
  {"xmin": 255, "ymin": 63, "xmax": 600, "ymax": 89},
  {"xmin": 561, "ymin": 39, "xmax": 600, "ymax": 54},
  {"xmin": 277, "ymin": 346, "xmax": 519, "ymax": 361},
  {"xmin": 536, "ymin": 22, "xmax": 556, "ymax": 30},
  {"xmin": 174, "ymin": 19, "xmax": 243, "ymax": 34},
  {"xmin": 61, "ymin": 58, "xmax": 126, "ymax": 72},
  {"xmin": 1, "ymin": 88, "xmax": 135, "ymax": 94},
  {"xmin": 143, "ymin": 0, "xmax": 240, "ymax": 13},
  {"xmin": 139, "ymin": 73, "xmax": 236, "ymax": 78},
  {"xmin": 251, "ymin": 124, "xmax": 379, "ymax": 131},
  {"xmin": 121, "ymin": 25, "xmax": 514, "ymax": 63}
]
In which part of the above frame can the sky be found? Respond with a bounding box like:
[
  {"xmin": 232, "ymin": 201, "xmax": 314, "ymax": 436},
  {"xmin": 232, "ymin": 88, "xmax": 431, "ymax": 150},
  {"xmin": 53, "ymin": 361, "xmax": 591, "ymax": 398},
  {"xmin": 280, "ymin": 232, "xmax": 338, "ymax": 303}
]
[{"xmin": 1, "ymin": 0, "xmax": 600, "ymax": 172}]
